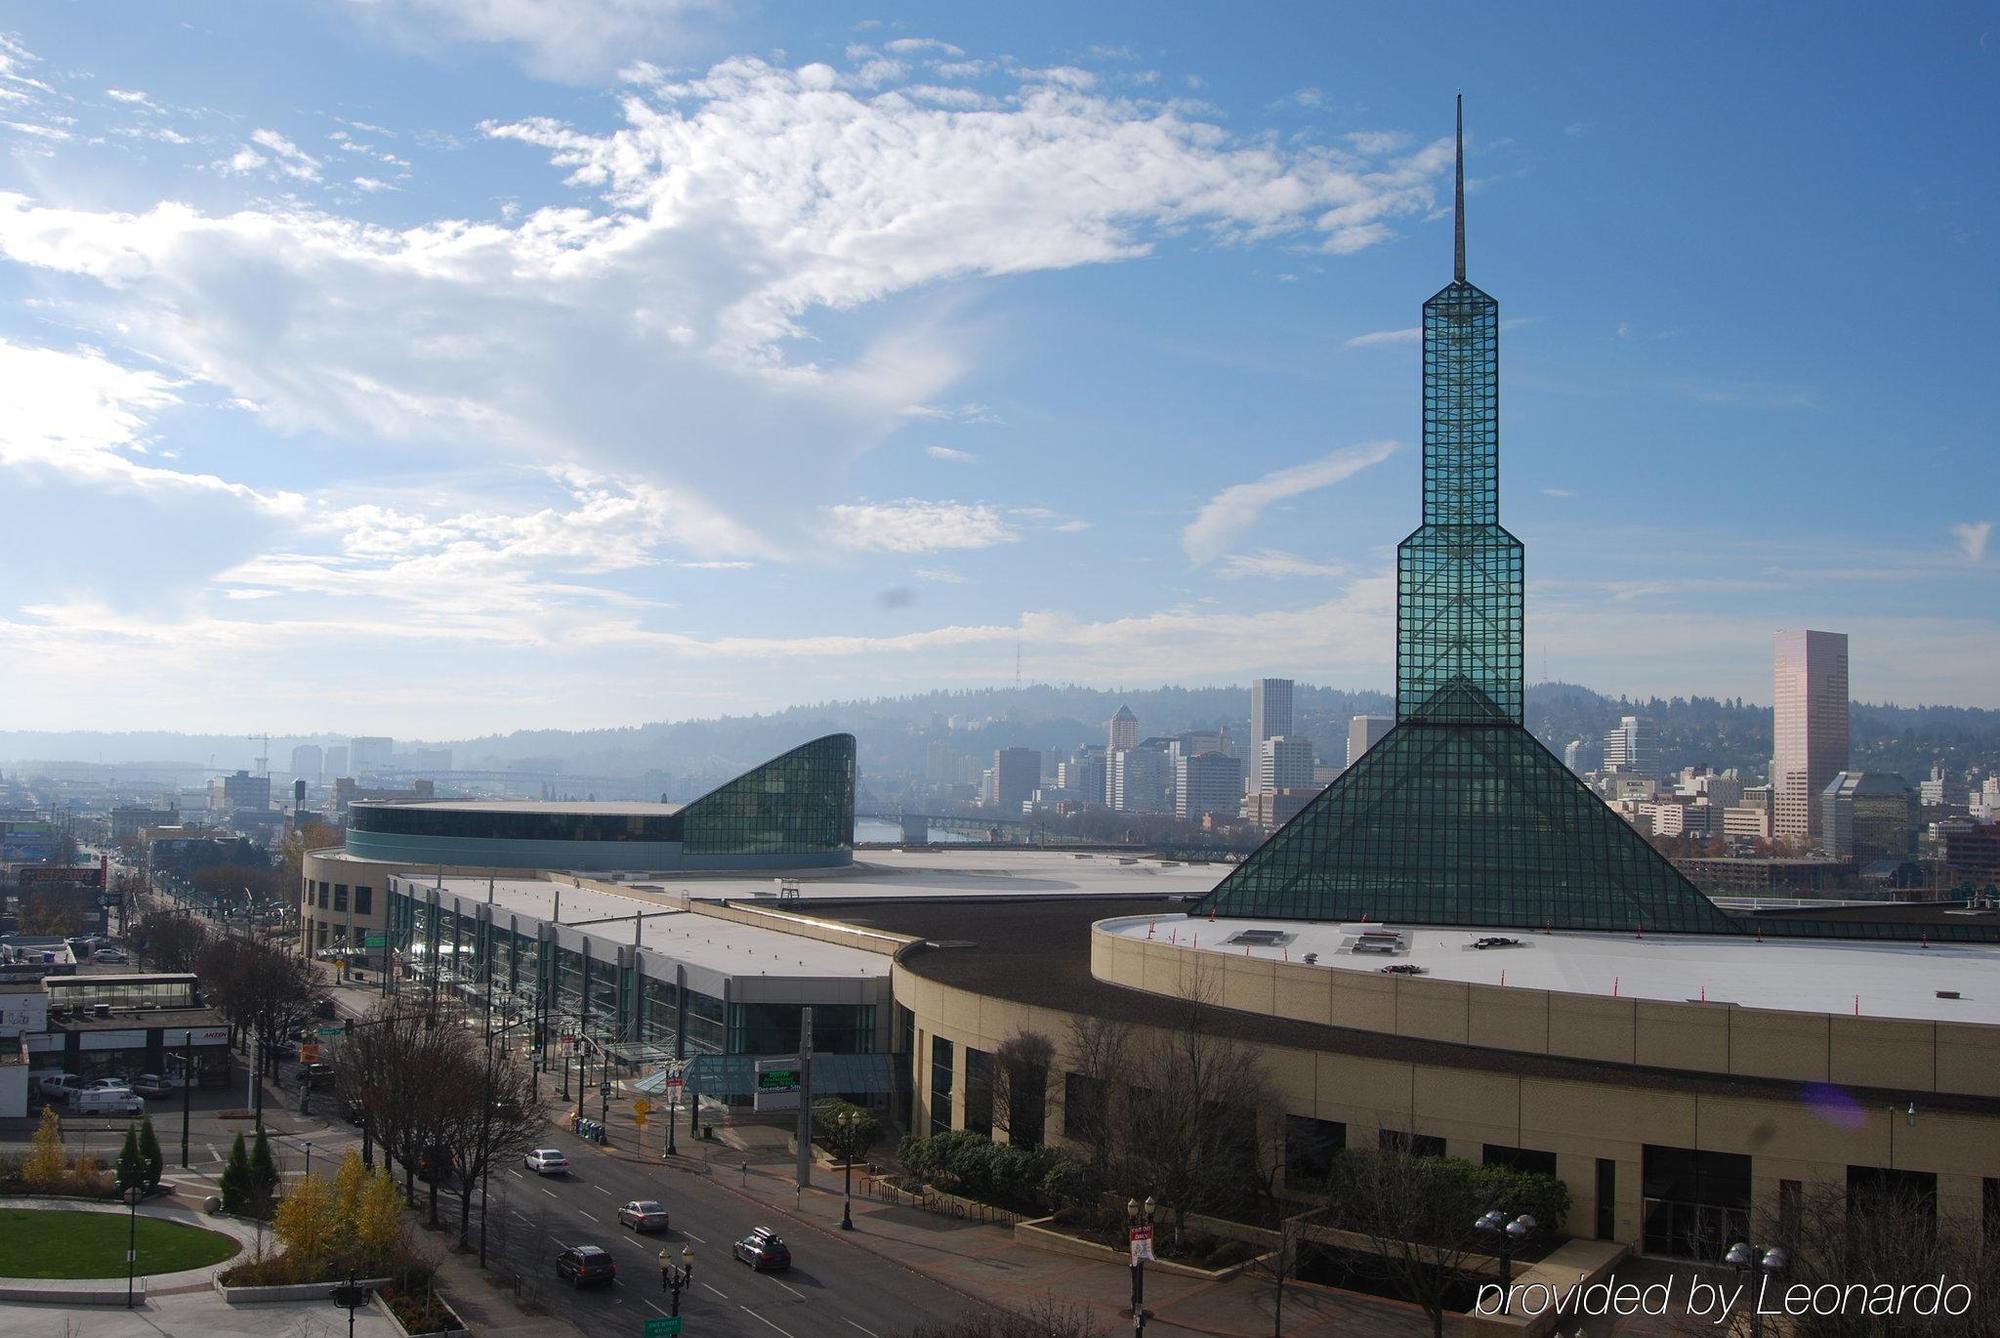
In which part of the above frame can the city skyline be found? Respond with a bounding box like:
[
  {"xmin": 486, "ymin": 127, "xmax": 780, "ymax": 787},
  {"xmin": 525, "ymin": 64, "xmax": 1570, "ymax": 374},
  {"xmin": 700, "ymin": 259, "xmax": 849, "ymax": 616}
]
[{"xmin": 0, "ymin": 5, "xmax": 1994, "ymax": 735}]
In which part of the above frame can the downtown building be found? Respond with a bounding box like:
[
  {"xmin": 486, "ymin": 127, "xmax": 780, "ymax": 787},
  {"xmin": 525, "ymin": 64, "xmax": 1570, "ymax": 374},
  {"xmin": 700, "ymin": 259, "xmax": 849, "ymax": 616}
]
[{"xmin": 1771, "ymin": 629, "xmax": 1849, "ymax": 846}]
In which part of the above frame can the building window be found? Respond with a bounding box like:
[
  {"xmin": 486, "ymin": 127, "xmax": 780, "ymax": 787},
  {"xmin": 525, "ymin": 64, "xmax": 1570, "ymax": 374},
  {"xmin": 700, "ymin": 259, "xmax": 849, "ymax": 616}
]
[
  {"xmin": 333, "ymin": 885, "xmax": 348, "ymax": 912},
  {"xmin": 1379, "ymin": 1130, "xmax": 1446, "ymax": 1159},
  {"xmin": 1483, "ymin": 1144, "xmax": 1558, "ymax": 1178},
  {"xmin": 1846, "ymin": 1166, "xmax": 1937, "ymax": 1240},
  {"xmin": 1285, "ymin": 1116, "xmax": 1346, "ymax": 1186},
  {"xmin": 354, "ymin": 886, "xmax": 372, "ymax": 915},
  {"xmin": 964, "ymin": 1048, "xmax": 993, "ymax": 1139},
  {"xmin": 1780, "ymin": 1178, "xmax": 1803, "ymax": 1246},
  {"xmin": 929, "ymin": 1037, "xmax": 954, "ymax": 1136},
  {"xmin": 317, "ymin": 882, "xmax": 330, "ymax": 909},
  {"xmin": 315, "ymin": 923, "xmax": 328, "ymax": 949}
]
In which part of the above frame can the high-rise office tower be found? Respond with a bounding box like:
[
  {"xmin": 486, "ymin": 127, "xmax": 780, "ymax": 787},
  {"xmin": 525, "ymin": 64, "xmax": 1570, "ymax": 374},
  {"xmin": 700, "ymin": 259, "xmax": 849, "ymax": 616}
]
[
  {"xmin": 1258, "ymin": 736, "xmax": 1314, "ymax": 792},
  {"xmin": 1176, "ymin": 752, "xmax": 1244, "ymax": 822},
  {"xmin": 991, "ymin": 748, "xmax": 1040, "ymax": 813},
  {"xmin": 1110, "ymin": 746, "xmax": 1171, "ymax": 814},
  {"xmin": 1771, "ymin": 629, "xmax": 1849, "ymax": 846},
  {"xmin": 1346, "ymin": 716, "xmax": 1393, "ymax": 769},
  {"xmin": 349, "ymin": 736, "xmax": 395, "ymax": 775},
  {"xmin": 1601, "ymin": 716, "xmax": 1659, "ymax": 777},
  {"xmin": 290, "ymin": 743, "xmax": 323, "ymax": 783},
  {"xmin": 1107, "ymin": 705, "xmax": 1138, "ymax": 753},
  {"xmin": 323, "ymin": 745, "xmax": 349, "ymax": 779},
  {"xmin": 1251, "ymin": 679, "xmax": 1294, "ymax": 746}
]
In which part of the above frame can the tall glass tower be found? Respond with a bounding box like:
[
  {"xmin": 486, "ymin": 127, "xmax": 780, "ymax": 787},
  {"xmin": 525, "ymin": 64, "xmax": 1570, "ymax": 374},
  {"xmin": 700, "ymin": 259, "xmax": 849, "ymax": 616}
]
[{"xmin": 1195, "ymin": 100, "xmax": 1736, "ymax": 934}]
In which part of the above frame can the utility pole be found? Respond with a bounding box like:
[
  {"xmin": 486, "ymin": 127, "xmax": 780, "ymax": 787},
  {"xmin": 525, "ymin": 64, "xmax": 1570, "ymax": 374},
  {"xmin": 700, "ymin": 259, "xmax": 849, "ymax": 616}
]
[{"xmin": 795, "ymin": 1007, "xmax": 813, "ymax": 1189}]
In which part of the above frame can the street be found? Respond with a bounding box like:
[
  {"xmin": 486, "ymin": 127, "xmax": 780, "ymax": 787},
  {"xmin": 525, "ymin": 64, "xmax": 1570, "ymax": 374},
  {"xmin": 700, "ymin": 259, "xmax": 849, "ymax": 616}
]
[{"xmin": 473, "ymin": 1122, "xmax": 955, "ymax": 1338}]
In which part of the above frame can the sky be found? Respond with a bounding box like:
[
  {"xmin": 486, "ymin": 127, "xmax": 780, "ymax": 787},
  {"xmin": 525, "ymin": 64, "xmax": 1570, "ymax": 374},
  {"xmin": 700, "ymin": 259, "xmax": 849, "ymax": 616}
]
[{"xmin": 0, "ymin": 1, "xmax": 1994, "ymax": 737}]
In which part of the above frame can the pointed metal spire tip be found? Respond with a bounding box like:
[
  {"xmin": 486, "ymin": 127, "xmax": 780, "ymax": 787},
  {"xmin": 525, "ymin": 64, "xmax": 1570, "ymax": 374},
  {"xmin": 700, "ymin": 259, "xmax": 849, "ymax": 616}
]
[{"xmin": 1453, "ymin": 93, "xmax": 1466, "ymax": 283}]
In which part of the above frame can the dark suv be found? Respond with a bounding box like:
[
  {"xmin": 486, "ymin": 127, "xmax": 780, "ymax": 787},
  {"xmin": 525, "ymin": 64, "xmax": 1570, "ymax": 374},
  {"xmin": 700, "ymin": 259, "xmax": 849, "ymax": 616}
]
[
  {"xmin": 556, "ymin": 1245, "xmax": 617, "ymax": 1288},
  {"xmin": 732, "ymin": 1227, "xmax": 791, "ymax": 1272}
]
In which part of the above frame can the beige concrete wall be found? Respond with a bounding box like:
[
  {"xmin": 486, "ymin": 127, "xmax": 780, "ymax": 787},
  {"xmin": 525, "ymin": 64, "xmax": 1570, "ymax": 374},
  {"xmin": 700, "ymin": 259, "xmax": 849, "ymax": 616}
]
[
  {"xmin": 1091, "ymin": 924, "xmax": 2000, "ymax": 1098},
  {"xmin": 905, "ymin": 949, "xmax": 2000, "ymax": 1250}
]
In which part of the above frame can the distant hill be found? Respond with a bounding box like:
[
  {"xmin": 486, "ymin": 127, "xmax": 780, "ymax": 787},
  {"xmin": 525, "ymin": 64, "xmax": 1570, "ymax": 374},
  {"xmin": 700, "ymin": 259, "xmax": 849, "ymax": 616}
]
[{"xmin": 3, "ymin": 683, "xmax": 1994, "ymax": 790}]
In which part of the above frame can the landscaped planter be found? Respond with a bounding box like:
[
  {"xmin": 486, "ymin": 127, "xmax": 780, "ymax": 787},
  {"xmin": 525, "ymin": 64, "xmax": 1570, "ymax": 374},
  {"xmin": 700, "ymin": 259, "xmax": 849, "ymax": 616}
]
[
  {"xmin": 215, "ymin": 1274, "xmax": 392, "ymax": 1305},
  {"xmin": 1012, "ymin": 1217, "xmax": 1268, "ymax": 1281},
  {"xmin": 373, "ymin": 1285, "xmax": 466, "ymax": 1336}
]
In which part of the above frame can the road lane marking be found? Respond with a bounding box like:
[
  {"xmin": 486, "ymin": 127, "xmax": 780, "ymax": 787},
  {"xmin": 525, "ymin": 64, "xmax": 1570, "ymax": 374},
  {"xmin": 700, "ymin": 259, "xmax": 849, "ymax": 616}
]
[
  {"xmin": 703, "ymin": 1283, "xmax": 729, "ymax": 1300},
  {"xmin": 846, "ymin": 1323, "xmax": 881, "ymax": 1338},
  {"xmin": 681, "ymin": 1231, "xmax": 705, "ymax": 1243},
  {"xmin": 644, "ymin": 1300, "xmax": 667, "ymax": 1316},
  {"xmin": 542, "ymin": 1188, "xmax": 559, "ymax": 1199},
  {"xmin": 512, "ymin": 1212, "xmax": 531, "ymax": 1223},
  {"xmin": 508, "ymin": 1169, "xmax": 524, "ymax": 1179},
  {"xmin": 578, "ymin": 1211, "xmax": 600, "ymax": 1222},
  {"xmin": 594, "ymin": 1185, "xmax": 613, "ymax": 1196},
  {"xmin": 773, "ymin": 1280, "xmax": 805, "ymax": 1300},
  {"xmin": 740, "ymin": 1307, "xmax": 796, "ymax": 1337}
]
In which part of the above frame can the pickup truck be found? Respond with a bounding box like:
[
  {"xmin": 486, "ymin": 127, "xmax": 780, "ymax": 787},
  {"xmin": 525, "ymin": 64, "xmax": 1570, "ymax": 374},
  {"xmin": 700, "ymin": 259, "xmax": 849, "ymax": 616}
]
[{"xmin": 36, "ymin": 1072, "xmax": 82, "ymax": 1101}]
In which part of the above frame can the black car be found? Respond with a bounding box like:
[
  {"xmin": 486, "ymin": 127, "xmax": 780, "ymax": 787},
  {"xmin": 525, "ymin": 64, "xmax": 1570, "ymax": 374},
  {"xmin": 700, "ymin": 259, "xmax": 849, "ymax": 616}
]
[
  {"xmin": 732, "ymin": 1227, "xmax": 791, "ymax": 1272},
  {"xmin": 556, "ymin": 1245, "xmax": 617, "ymax": 1288}
]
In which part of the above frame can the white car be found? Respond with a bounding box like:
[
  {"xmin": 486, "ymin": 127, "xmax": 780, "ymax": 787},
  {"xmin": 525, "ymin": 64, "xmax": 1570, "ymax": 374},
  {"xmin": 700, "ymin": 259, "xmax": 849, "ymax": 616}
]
[
  {"xmin": 92, "ymin": 947, "xmax": 129, "ymax": 964},
  {"xmin": 524, "ymin": 1148, "xmax": 571, "ymax": 1175},
  {"xmin": 72, "ymin": 1088, "xmax": 145, "ymax": 1116},
  {"xmin": 36, "ymin": 1072, "xmax": 80, "ymax": 1100},
  {"xmin": 131, "ymin": 1073, "xmax": 186, "ymax": 1098},
  {"xmin": 79, "ymin": 1077, "xmax": 132, "ymax": 1093}
]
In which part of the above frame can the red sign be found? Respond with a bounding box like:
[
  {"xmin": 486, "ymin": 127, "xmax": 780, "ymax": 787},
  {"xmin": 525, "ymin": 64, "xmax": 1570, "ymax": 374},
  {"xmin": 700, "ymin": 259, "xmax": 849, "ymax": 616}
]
[
  {"xmin": 1128, "ymin": 1226, "xmax": 1155, "ymax": 1263},
  {"xmin": 18, "ymin": 865, "xmax": 106, "ymax": 888}
]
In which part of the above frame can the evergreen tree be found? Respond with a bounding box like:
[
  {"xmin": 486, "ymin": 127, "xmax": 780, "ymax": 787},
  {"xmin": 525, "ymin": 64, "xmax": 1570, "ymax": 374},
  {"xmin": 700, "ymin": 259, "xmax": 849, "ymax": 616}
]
[
  {"xmin": 219, "ymin": 1132, "xmax": 251, "ymax": 1213},
  {"xmin": 115, "ymin": 1125, "xmax": 146, "ymax": 1194},
  {"xmin": 248, "ymin": 1127, "xmax": 279, "ymax": 1218},
  {"xmin": 138, "ymin": 1117, "xmax": 164, "ymax": 1191},
  {"xmin": 22, "ymin": 1106, "xmax": 66, "ymax": 1192}
]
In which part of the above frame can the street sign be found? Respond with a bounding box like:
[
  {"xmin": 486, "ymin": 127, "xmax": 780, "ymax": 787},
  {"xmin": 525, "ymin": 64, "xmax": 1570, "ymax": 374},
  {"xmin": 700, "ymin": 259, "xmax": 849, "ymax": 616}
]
[
  {"xmin": 665, "ymin": 1078, "xmax": 684, "ymax": 1094},
  {"xmin": 363, "ymin": 933, "xmax": 387, "ymax": 949},
  {"xmin": 632, "ymin": 1098, "xmax": 651, "ymax": 1128},
  {"xmin": 643, "ymin": 1317, "xmax": 683, "ymax": 1337},
  {"xmin": 317, "ymin": 1026, "xmax": 345, "ymax": 1041},
  {"xmin": 1129, "ymin": 1225, "xmax": 1155, "ymax": 1263},
  {"xmin": 756, "ymin": 1069, "xmax": 798, "ymax": 1091}
]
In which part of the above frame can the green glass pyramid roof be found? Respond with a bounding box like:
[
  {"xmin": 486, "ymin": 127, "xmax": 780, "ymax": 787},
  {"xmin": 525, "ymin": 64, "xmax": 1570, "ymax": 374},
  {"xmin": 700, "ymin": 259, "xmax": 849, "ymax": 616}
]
[{"xmin": 1194, "ymin": 679, "xmax": 1737, "ymax": 932}]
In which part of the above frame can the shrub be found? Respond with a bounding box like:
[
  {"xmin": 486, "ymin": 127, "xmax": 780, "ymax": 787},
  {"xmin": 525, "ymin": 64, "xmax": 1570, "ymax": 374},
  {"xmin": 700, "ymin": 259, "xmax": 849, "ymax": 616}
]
[
  {"xmin": 138, "ymin": 1118, "xmax": 164, "ymax": 1191},
  {"xmin": 64, "ymin": 1155, "xmax": 112, "ymax": 1197},
  {"xmin": 219, "ymin": 1133, "xmax": 251, "ymax": 1213},
  {"xmin": 898, "ymin": 1131, "xmax": 1083, "ymax": 1215},
  {"xmin": 248, "ymin": 1128, "xmax": 279, "ymax": 1218},
  {"xmin": 1325, "ymin": 1148, "xmax": 1571, "ymax": 1250}
]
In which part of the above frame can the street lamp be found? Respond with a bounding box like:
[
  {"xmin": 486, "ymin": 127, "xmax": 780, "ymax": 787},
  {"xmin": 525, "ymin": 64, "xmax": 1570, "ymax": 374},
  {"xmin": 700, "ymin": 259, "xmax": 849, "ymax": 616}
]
[
  {"xmin": 1725, "ymin": 1242, "xmax": 1789, "ymax": 1338},
  {"xmin": 660, "ymin": 1244, "xmax": 694, "ymax": 1314},
  {"xmin": 125, "ymin": 1184, "xmax": 141, "ymax": 1309},
  {"xmin": 839, "ymin": 1109, "xmax": 856, "ymax": 1231},
  {"xmin": 329, "ymin": 1273, "xmax": 371, "ymax": 1338},
  {"xmin": 1126, "ymin": 1195, "xmax": 1157, "ymax": 1334},
  {"xmin": 1474, "ymin": 1210, "xmax": 1537, "ymax": 1311},
  {"xmin": 180, "ymin": 1028, "xmax": 194, "ymax": 1170}
]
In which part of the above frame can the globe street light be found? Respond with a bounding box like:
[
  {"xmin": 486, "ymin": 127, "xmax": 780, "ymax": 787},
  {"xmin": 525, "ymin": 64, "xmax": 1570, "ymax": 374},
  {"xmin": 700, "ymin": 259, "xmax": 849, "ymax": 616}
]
[
  {"xmin": 1126, "ymin": 1195, "xmax": 1157, "ymax": 1334},
  {"xmin": 125, "ymin": 1184, "xmax": 141, "ymax": 1309},
  {"xmin": 1725, "ymin": 1241, "xmax": 1789, "ymax": 1338},
  {"xmin": 1474, "ymin": 1210, "xmax": 1537, "ymax": 1311}
]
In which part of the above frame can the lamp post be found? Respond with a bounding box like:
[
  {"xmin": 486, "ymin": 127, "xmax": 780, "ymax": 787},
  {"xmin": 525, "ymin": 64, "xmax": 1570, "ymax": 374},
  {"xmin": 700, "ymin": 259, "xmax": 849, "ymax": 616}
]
[
  {"xmin": 1725, "ymin": 1242, "xmax": 1789, "ymax": 1338},
  {"xmin": 661, "ymin": 1244, "xmax": 694, "ymax": 1314},
  {"xmin": 839, "ymin": 1109, "xmax": 856, "ymax": 1230},
  {"xmin": 330, "ymin": 1274, "xmax": 370, "ymax": 1338},
  {"xmin": 125, "ymin": 1184, "xmax": 141, "ymax": 1308},
  {"xmin": 665, "ymin": 1072, "xmax": 679, "ymax": 1158},
  {"xmin": 180, "ymin": 1029, "xmax": 194, "ymax": 1169},
  {"xmin": 1126, "ymin": 1195, "xmax": 1156, "ymax": 1334},
  {"xmin": 1474, "ymin": 1210, "xmax": 1537, "ymax": 1312}
]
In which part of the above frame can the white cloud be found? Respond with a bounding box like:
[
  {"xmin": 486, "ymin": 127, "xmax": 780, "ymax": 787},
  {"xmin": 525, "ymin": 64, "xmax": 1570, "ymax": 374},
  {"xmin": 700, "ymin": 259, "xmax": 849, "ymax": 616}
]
[
  {"xmin": 250, "ymin": 128, "xmax": 322, "ymax": 181},
  {"xmin": 1542, "ymin": 487, "xmax": 1578, "ymax": 499},
  {"xmin": 1214, "ymin": 550, "xmax": 1346, "ymax": 580},
  {"xmin": 0, "ymin": 339, "xmax": 300, "ymax": 511},
  {"xmin": 1343, "ymin": 326, "xmax": 1420, "ymax": 349},
  {"xmin": 0, "ymin": 50, "xmax": 1456, "ymax": 560},
  {"xmin": 352, "ymin": 176, "xmax": 395, "ymax": 192},
  {"xmin": 1951, "ymin": 520, "xmax": 1991, "ymax": 564},
  {"xmin": 824, "ymin": 500, "xmax": 1017, "ymax": 553},
  {"xmin": 221, "ymin": 147, "xmax": 267, "ymax": 173},
  {"xmin": 342, "ymin": 0, "xmax": 719, "ymax": 81},
  {"xmin": 885, "ymin": 38, "xmax": 963, "ymax": 57},
  {"xmin": 925, "ymin": 445, "xmax": 976, "ymax": 463},
  {"xmin": 105, "ymin": 88, "xmax": 156, "ymax": 107},
  {"xmin": 913, "ymin": 565, "xmax": 965, "ymax": 583},
  {"xmin": 1182, "ymin": 440, "xmax": 1399, "ymax": 564}
]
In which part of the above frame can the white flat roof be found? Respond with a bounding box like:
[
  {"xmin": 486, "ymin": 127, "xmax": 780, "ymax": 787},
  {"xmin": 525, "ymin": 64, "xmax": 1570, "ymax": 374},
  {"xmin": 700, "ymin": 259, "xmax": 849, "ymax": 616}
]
[
  {"xmin": 608, "ymin": 848, "xmax": 1229, "ymax": 901},
  {"xmin": 1099, "ymin": 915, "xmax": 2000, "ymax": 1024},
  {"xmin": 412, "ymin": 876, "xmax": 886, "ymax": 980}
]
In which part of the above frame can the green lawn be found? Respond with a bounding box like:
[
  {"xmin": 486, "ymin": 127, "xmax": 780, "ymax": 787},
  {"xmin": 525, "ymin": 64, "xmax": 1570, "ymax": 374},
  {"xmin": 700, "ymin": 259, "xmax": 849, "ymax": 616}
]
[{"xmin": 0, "ymin": 1208, "xmax": 240, "ymax": 1278}]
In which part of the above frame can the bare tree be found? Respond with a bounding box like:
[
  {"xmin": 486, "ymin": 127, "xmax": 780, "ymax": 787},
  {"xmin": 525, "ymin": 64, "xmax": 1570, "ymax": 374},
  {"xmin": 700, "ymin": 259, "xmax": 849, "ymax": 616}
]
[
  {"xmin": 436, "ymin": 1043, "xmax": 547, "ymax": 1248},
  {"xmin": 130, "ymin": 909, "xmax": 210, "ymax": 973},
  {"xmin": 1061, "ymin": 1012, "xmax": 1132, "ymax": 1182},
  {"xmin": 199, "ymin": 932, "xmax": 327, "ymax": 1123},
  {"xmin": 1334, "ymin": 1145, "xmax": 1488, "ymax": 1338},
  {"xmin": 1765, "ymin": 1181, "xmax": 2000, "ymax": 1338},
  {"xmin": 991, "ymin": 1031, "xmax": 1055, "ymax": 1146},
  {"xmin": 1244, "ymin": 1208, "xmax": 1322, "ymax": 1337}
]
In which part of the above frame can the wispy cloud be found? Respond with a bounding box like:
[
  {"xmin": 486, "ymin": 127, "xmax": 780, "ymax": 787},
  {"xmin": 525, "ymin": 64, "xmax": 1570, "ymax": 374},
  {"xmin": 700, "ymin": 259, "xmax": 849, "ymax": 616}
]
[
  {"xmin": 1182, "ymin": 441, "xmax": 1400, "ymax": 564},
  {"xmin": 1542, "ymin": 487, "xmax": 1578, "ymax": 499},
  {"xmin": 1951, "ymin": 520, "xmax": 1992, "ymax": 564},
  {"xmin": 824, "ymin": 500, "xmax": 1017, "ymax": 554},
  {"xmin": 925, "ymin": 445, "xmax": 977, "ymax": 463},
  {"xmin": 1343, "ymin": 326, "xmax": 1420, "ymax": 349},
  {"xmin": 1215, "ymin": 550, "xmax": 1346, "ymax": 580}
]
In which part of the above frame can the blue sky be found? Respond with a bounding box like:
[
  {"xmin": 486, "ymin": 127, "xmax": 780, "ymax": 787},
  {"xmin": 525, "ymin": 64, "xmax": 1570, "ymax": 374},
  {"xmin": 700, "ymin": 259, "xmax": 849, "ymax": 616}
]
[{"xmin": 0, "ymin": 2, "xmax": 1993, "ymax": 735}]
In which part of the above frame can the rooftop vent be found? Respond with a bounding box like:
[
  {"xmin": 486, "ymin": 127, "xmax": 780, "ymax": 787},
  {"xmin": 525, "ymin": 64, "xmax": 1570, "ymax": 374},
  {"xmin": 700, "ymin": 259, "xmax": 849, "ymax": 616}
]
[
  {"xmin": 1937, "ymin": 990, "xmax": 1962, "ymax": 1000},
  {"xmin": 1225, "ymin": 929, "xmax": 1294, "ymax": 947}
]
